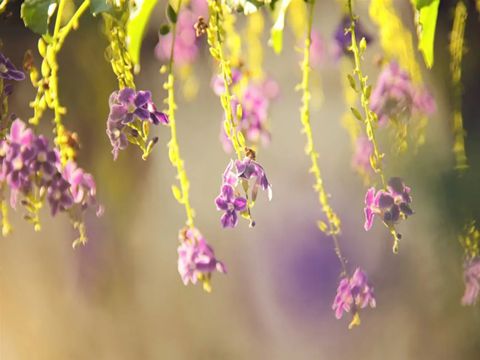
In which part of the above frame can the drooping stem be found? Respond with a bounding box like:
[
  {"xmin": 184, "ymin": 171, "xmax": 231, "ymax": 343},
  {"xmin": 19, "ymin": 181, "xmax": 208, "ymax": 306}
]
[
  {"xmin": 29, "ymin": 0, "xmax": 90, "ymax": 164},
  {"xmin": 164, "ymin": 0, "xmax": 195, "ymax": 228},
  {"xmin": 449, "ymin": 1, "xmax": 468, "ymax": 171},
  {"xmin": 347, "ymin": 0, "xmax": 386, "ymax": 189},
  {"xmin": 207, "ymin": 0, "xmax": 245, "ymax": 160},
  {"xmin": 300, "ymin": 0, "xmax": 346, "ymax": 274}
]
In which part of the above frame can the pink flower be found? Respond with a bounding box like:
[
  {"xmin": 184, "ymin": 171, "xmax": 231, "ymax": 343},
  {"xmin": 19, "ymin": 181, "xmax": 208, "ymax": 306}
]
[
  {"xmin": 177, "ymin": 228, "xmax": 226, "ymax": 290},
  {"xmin": 332, "ymin": 268, "xmax": 376, "ymax": 320},
  {"xmin": 364, "ymin": 178, "xmax": 414, "ymax": 231}
]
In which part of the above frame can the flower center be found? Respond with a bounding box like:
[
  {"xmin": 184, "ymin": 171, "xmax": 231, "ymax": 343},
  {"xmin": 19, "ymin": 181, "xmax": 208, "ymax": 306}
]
[
  {"xmin": 53, "ymin": 190, "xmax": 62, "ymax": 201},
  {"xmin": 0, "ymin": 64, "xmax": 7, "ymax": 73},
  {"xmin": 37, "ymin": 151, "xmax": 47, "ymax": 162},
  {"xmin": 12, "ymin": 157, "xmax": 23, "ymax": 170}
]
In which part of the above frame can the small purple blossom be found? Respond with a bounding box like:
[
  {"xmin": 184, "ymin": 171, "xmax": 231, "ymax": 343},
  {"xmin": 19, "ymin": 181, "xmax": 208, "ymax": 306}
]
[
  {"xmin": 0, "ymin": 53, "xmax": 25, "ymax": 81},
  {"xmin": 215, "ymin": 184, "xmax": 247, "ymax": 228},
  {"xmin": 332, "ymin": 16, "xmax": 372, "ymax": 59},
  {"xmin": 462, "ymin": 258, "xmax": 480, "ymax": 306},
  {"xmin": 177, "ymin": 227, "xmax": 226, "ymax": 291},
  {"xmin": 364, "ymin": 177, "xmax": 413, "ymax": 231},
  {"xmin": 332, "ymin": 268, "xmax": 376, "ymax": 320},
  {"xmin": 62, "ymin": 161, "xmax": 103, "ymax": 216},
  {"xmin": 47, "ymin": 173, "xmax": 74, "ymax": 216},
  {"xmin": 235, "ymin": 155, "xmax": 272, "ymax": 202},
  {"xmin": 370, "ymin": 62, "xmax": 436, "ymax": 125},
  {"xmin": 215, "ymin": 154, "xmax": 271, "ymax": 228}
]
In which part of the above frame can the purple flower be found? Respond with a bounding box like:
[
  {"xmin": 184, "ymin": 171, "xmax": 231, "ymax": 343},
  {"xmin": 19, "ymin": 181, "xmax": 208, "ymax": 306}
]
[
  {"xmin": 31, "ymin": 136, "xmax": 59, "ymax": 181},
  {"xmin": 235, "ymin": 156, "xmax": 272, "ymax": 201},
  {"xmin": 47, "ymin": 172, "xmax": 74, "ymax": 216},
  {"xmin": 215, "ymin": 184, "xmax": 247, "ymax": 228},
  {"xmin": 62, "ymin": 161, "xmax": 103, "ymax": 216},
  {"xmin": 332, "ymin": 268, "xmax": 376, "ymax": 320},
  {"xmin": 0, "ymin": 119, "xmax": 102, "ymax": 221},
  {"xmin": 108, "ymin": 88, "xmax": 168, "ymax": 125},
  {"xmin": 332, "ymin": 16, "xmax": 372, "ymax": 59},
  {"xmin": 106, "ymin": 88, "xmax": 167, "ymax": 160},
  {"xmin": 364, "ymin": 177, "xmax": 413, "ymax": 231},
  {"xmin": 352, "ymin": 136, "xmax": 373, "ymax": 174},
  {"xmin": 462, "ymin": 258, "xmax": 480, "ymax": 306},
  {"xmin": 106, "ymin": 117, "xmax": 128, "ymax": 161},
  {"xmin": 0, "ymin": 53, "xmax": 25, "ymax": 81},
  {"xmin": 177, "ymin": 228, "xmax": 226, "ymax": 290},
  {"xmin": 370, "ymin": 62, "xmax": 436, "ymax": 125}
]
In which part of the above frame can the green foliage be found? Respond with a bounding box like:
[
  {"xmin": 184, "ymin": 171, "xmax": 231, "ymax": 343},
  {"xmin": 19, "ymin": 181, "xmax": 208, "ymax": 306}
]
[
  {"xmin": 20, "ymin": 0, "xmax": 57, "ymax": 35},
  {"xmin": 127, "ymin": 0, "xmax": 158, "ymax": 69},
  {"xmin": 166, "ymin": 3, "xmax": 177, "ymax": 23},
  {"xmin": 413, "ymin": 0, "xmax": 440, "ymax": 68},
  {"xmin": 269, "ymin": 0, "xmax": 292, "ymax": 54}
]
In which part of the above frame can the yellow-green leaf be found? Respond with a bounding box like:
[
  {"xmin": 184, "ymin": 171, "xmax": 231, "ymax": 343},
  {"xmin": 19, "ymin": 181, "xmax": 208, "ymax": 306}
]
[
  {"xmin": 413, "ymin": 0, "xmax": 440, "ymax": 68},
  {"xmin": 127, "ymin": 0, "xmax": 158, "ymax": 71}
]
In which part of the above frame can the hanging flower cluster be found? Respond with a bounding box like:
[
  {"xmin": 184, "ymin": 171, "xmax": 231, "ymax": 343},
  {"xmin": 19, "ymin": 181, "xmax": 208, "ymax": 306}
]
[
  {"xmin": 177, "ymin": 227, "xmax": 226, "ymax": 292},
  {"xmin": 332, "ymin": 268, "xmax": 376, "ymax": 327},
  {"xmin": 106, "ymin": 88, "xmax": 168, "ymax": 160},
  {"xmin": 370, "ymin": 61, "xmax": 436, "ymax": 125},
  {"xmin": 215, "ymin": 150, "xmax": 271, "ymax": 228},
  {"xmin": 0, "ymin": 119, "xmax": 102, "ymax": 241},
  {"xmin": 364, "ymin": 177, "xmax": 413, "ymax": 231}
]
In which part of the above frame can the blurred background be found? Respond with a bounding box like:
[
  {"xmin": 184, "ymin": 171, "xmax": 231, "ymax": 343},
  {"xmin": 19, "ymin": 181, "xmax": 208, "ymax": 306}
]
[{"xmin": 1, "ymin": 0, "xmax": 480, "ymax": 359}]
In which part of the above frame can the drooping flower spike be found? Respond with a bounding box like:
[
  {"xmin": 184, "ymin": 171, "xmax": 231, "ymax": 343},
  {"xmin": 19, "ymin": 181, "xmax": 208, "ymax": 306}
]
[
  {"xmin": 332, "ymin": 267, "xmax": 376, "ymax": 329},
  {"xmin": 364, "ymin": 177, "xmax": 414, "ymax": 236},
  {"xmin": 177, "ymin": 227, "xmax": 226, "ymax": 292},
  {"xmin": 106, "ymin": 88, "xmax": 168, "ymax": 160},
  {"xmin": 370, "ymin": 61, "xmax": 435, "ymax": 125},
  {"xmin": 0, "ymin": 119, "xmax": 102, "ymax": 244},
  {"xmin": 215, "ymin": 149, "xmax": 271, "ymax": 228}
]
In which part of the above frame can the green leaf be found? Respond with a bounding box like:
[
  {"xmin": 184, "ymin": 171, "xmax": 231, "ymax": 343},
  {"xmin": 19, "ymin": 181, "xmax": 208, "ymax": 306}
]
[
  {"xmin": 413, "ymin": 0, "xmax": 436, "ymax": 10},
  {"xmin": 269, "ymin": 0, "xmax": 292, "ymax": 54},
  {"xmin": 127, "ymin": 0, "xmax": 158, "ymax": 71},
  {"xmin": 351, "ymin": 107, "xmax": 363, "ymax": 121},
  {"xmin": 414, "ymin": 0, "xmax": 440, "ymax": 68},
  {"xmin": 166, "ymin": 4, "xmax": 177, "ymax": 24},
  {"xmin": 20, "ymin": 0, "xmax": 57, "ymax": 35},
  {"xmin": 89, "ymin": 0, "xmax": 114, "ymax": 16}
]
